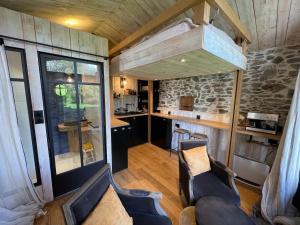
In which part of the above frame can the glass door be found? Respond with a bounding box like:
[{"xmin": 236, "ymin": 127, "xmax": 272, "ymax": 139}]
[{"xmin": 39, "ymin": 53, "xmax": 106, "ymax": 197}]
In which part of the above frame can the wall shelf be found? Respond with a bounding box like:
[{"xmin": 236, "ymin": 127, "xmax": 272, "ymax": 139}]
[{"xmin": 236, "ymin": 126, "xmax": 282, "ymax": 141}]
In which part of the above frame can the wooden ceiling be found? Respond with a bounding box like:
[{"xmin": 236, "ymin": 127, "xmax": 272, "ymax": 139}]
[{"xmin": 0, "ymin": 0, "xmax": 299, "ymax": 52}]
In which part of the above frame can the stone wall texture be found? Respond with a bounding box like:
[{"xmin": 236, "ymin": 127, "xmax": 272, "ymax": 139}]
[
  {"xmin": 159, "ymin": 73, "xmax": 234, "ymax": 114},
  {"xmin": 240, "ymin": 45, "xmax": 299, "ymax": 126},
  {"xmin": 159, "ymin": 45, "xmax": 299, "ymax": 126}
]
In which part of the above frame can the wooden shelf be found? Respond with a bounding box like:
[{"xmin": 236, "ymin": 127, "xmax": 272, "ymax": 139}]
[
  {"xmin": 151, "ymin": 113, "xmax": 231, "ymax": 130},
  {"xmin": 236, "ymin": 126, "xmax": 282, "ymax": 141}
]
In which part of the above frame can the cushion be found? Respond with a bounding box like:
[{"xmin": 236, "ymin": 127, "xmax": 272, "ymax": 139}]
[
  {"xmin": 132, "ymin": 213, "xmax": 172, "ymax": 225},
  {"xmin": 82, "ymin": 185, "xmax": 133, "ymax": 225},
  {"xmin": 195, "ymin": 196, "xmax": 255, "ymax": 225},
  {"xmin": 193, "ymin": 172, "xmax": 240, "ymax": 206},
  {"xmin": 183, "ymin": 146, "xmax": 211, "ymax": 176}
]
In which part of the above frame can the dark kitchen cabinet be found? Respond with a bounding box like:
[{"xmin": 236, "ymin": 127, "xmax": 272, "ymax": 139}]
[
  {"xmin": 120, "ymin": 115, "xmax": 148, "ymax": 147},
  {"xmin": 151, "ymin": 115, "xmax": 172, "ymax": 149},
  {"xmin": 111, "ymin": 125, "xmax": 129, "ymax": 173}
]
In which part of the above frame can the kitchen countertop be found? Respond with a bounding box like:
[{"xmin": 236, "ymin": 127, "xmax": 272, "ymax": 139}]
[
  {"xmin": 111, "ymin": 118, "xmax": 130, "ymax": 128},
  {"xmin": 114, "ymin": 113, "xmax": 148, "ymax": 119},
  {"xmin": 151, "ymin": 113, "xmax": 231, "ymax": 130}
]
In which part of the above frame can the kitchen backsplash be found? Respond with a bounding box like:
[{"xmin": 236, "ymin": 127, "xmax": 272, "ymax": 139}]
[{"xmin": 158, "ymin": 44, "xmax": 299, "ymax": 126}]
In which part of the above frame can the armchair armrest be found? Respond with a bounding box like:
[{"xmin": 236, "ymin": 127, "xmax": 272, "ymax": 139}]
[
  {"xmin": 116, "ymin": 188, "xmax": 167, "ymax": 216},
  {"xmin": 178, "ymin": 151, "xmax": 195, "ymax": 205},
  {"xmin": 209, "ymin": 157, "xmax": 240, "ymax": 197}
]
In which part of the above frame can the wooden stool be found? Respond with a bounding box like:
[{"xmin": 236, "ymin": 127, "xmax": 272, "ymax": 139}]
[
  {"xmin": 179, "ymin": 206, "xmax": 197, "ymax": 225},
  {"xmin": 170, "ymin": 128, "xmax": 190, "ymax": 156}
]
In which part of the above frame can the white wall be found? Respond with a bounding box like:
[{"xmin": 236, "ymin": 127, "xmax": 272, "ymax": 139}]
[{"xmin": 0, "ymin": 6, "xmax": 111, "ymax": 202}]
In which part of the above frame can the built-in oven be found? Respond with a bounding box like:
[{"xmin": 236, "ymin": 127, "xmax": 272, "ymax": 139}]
[{"xmin": 246, "ymin": 112, "xmax": 279, "ymax": 135}]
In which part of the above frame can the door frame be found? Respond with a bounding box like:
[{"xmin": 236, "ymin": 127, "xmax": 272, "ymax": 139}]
[
  {"xmin": 39, "ymin": 52, "xmax": 107, "ymax": 196},
  {"xmin": 5, "ymin": 46, "xmax": 42, "ymax": 186}
]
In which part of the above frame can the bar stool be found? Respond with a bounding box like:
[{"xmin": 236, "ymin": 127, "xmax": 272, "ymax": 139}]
[
  {"xmin": 170, "ymin": 128, "xmax": 191, "ymax": 156},
  {"xmin": 190, "ymin": 132, "xmax": 209, "ymax": 142}
]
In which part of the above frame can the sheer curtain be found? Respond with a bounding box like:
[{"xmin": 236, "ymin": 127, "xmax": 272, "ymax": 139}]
[
  {"xmin": 261, "ymin": 70, "xmax": 300, "ymax": 223},
  {"xmin": 0, "ymin": 43, "xmax": 44, "ymax": 224}
]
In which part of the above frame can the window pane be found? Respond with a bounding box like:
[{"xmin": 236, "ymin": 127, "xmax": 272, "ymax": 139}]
[
  {"xmin": 6, "ymin": 50, "xmax": 24, "ymax": 79},
  {"xmin": 46, "ymin": 83, "xmax": 81, "ymax": 174},
  {"xmin": 77, "ymin": 62, "xmax": 100, "ymax": 83},
  {"xmin": 46, "ymin": 60, "xmax": 75, "ymax": 83},
  {"xmin": 79, "ymin": 85, "xmax": 104, "ymax": 165},
  {"xmin": 11, "ymin": 82, "xmax": 37, "ymax": 183}
]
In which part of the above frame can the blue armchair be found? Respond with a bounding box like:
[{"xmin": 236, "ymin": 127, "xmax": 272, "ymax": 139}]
[{"xmin": 63, "ymin": 164, "xmax": 172, "ymax": 225}]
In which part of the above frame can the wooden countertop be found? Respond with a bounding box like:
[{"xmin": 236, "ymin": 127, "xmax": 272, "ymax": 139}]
[
  {"xmin": 151, "ymin": 113, "xmax": 231, "ymax": 130},
  {"xmin": 114, "ymin": 113, "xmax": 148, "ymax": 119},
  {"xmin": 111, "ymin": 118, "xmax": 129, "ymax": 128},
  {"xmin": 236, "ymin": 126, "xmax": 282, "ymax": 141}
]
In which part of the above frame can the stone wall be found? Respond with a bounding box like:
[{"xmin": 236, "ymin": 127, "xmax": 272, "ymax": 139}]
[
  {"xmin": 158, "ymin": 45, "xmax": 299, "ymax": 126},
  {"xmin": 159, "ymin": 73, "xmax": 234, "ymax": 114},
  {"xmin": 240, "ymin": 45, "xmax": 299, "ymax": 126}
]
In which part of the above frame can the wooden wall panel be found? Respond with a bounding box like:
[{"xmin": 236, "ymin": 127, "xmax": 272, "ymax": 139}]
[
  {"xmin": 0, "ymin": 6, "xmax": 109, "ymax": 202},
  {"xmin": 21, "ymin": 14, "xmax": 36, "ymax": 42}
]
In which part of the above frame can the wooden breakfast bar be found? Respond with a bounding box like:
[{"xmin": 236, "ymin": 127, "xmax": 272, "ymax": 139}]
[{"xmin": 151, "ymin": 113, "xmax": 231, "ymax": 130}]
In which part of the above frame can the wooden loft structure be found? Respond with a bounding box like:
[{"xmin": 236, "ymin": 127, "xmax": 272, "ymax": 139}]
[
  {"xmin": 109, "ymin": 0, "xmax": 252, "ymax": 57},
  {"xmin": 109, "ymin": 0, "xmax": 251, "ymax": 167}
]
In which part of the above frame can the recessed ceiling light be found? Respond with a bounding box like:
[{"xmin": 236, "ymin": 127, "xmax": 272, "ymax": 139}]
[
  {"xmin": 154, "ymin": 78, "xmax": 158, "ymax": 80},
  {"xmin": 180, "ymin": 58, "xmax": 186, "ymax": 63},
  {"xmin": 65, "ymin": 18, "xmax": 78, "ymax": 26}
]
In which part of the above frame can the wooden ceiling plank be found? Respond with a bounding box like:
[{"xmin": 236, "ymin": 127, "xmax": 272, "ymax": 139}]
[
  {"xmin": 286, "ymin": 0, "xmax": 300, "ymax": 45},
  {"xmin": 235, "ymin": 0, "xmax": 259, "ymax": 50},
  {"xmin": 276, "ymin": 0, "xmax": 292, "ymax": 46},
  {"xmin": 205, "ymin": 0, "xmax": 252, "ymax": 43},
  {"xmin": 109, "ymin": 0, "xmax": 202, "ymax": 56},
  {"xmin": 253, "ymin": 0, "xmax": 279, "ymax": 50}
]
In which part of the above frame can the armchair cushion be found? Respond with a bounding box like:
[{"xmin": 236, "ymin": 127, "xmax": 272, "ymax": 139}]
[
  {"xmin": 183, "ymin": 146, "xmax": 211, "ymax": 176},
  {"xmin": 193, "ymin": 171, "xmax": 240, "ymax": 206},
  {"xmin": 83, "ymin": 185, "xmax": 133, "ymax": 225},
  {"xmin": 132, "ymin": 214, "xmax": 172, "ymax": 225}
]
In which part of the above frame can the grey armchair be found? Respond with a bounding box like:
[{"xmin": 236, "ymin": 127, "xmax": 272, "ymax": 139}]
[
  {"xmin": 63, "ymin": 164, "xmax": 172, "ymax": 225},
  {"xmin": 178, "ymin": 139, "xmax": 240, "ymax": 206}
]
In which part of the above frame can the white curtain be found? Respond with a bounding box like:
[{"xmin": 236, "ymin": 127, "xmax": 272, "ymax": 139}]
[
  {"xmin": 0, "ymin": 44, "xmax": 44, "ymax": 224},
  {"xmin": 261, "ymin": 70, "xmax": 300, "ymax": 223}
]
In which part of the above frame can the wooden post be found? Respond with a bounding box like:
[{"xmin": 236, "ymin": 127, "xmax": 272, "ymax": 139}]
[
  {"xmin": 148, "ymin": 80, "xmax": 153, "ymax": 143},
  {"xmin": 192, "ymin": 1, "xmax": 211, "ymax": 25},
  {"xmin": 226, "ymin": 38, "xmax": 246, "ymax": 167},
  {"xmin": 226, "ymin": 70, "xmax": 244, "ymax": 167}
]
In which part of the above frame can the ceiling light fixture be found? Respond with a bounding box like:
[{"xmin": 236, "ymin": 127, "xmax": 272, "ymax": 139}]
[
  {"xmin": 65, "ymin": 18, "xmax": 78, "ymax": 26},
  {"xmin": 180, "ymin": 58, "xmax": 186, "ymax": 63}
]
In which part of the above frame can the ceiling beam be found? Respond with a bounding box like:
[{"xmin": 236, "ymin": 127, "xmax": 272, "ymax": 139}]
[
  {"xmin": 206, "ymin": 0, "xmax": 252, "ymax": 43},
  {"xmin": 192, "ymin": 1, "xmax": 211, "ymax": 25},
  {"xmin": 109, "ymin": 0, "xmax": 201, "ymax": 56}
]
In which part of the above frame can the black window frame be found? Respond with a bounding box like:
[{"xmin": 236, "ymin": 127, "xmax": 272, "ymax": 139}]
[
  {"xmin": 5, "ymin": 46, "xmax": 42, "ymax": 186},
  {"xmin": 39, "ymin": 52, "xmax": 107, "ymax": 179}
]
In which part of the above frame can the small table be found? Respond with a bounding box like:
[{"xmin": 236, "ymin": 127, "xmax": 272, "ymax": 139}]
[{"xmin": 195, "ymin": 196, "xmax": 256, "ymax": 225}]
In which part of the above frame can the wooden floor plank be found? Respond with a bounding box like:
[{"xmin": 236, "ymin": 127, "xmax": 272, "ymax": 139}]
[{"xmin": 34, "ymin": 143, "xmax": 260, "ymax": 225}]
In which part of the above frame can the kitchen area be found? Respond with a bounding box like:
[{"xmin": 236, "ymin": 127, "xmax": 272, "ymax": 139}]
[{"xmin": 110, "ymin": 72, "xmax": 286, "ymax": 190}]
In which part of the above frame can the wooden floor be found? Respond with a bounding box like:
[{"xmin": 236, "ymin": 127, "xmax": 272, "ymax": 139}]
[{"xmin": 34, "ymin": 143, "xmax": 260, "ymax": 225}]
